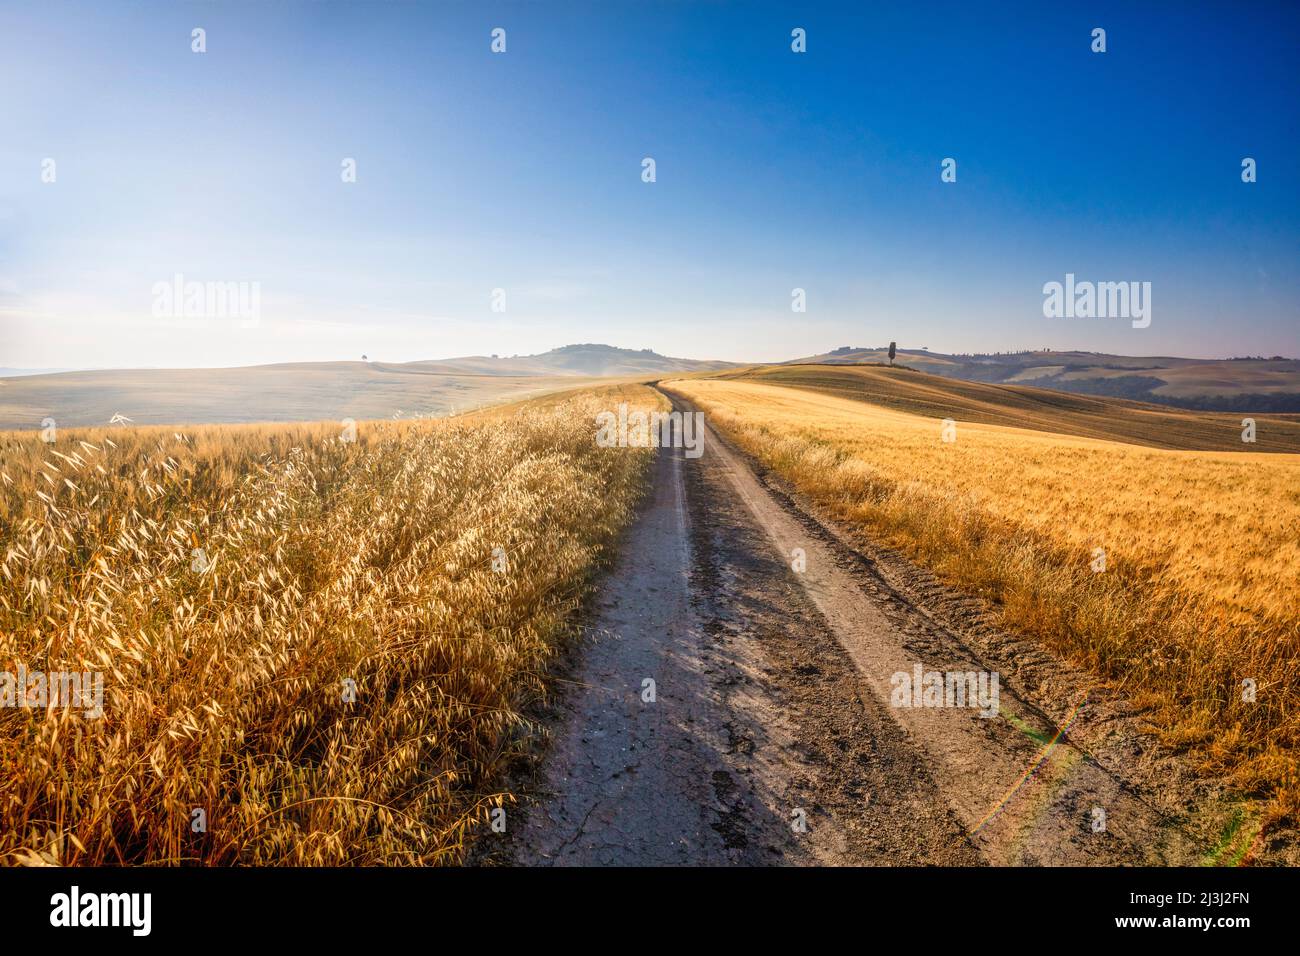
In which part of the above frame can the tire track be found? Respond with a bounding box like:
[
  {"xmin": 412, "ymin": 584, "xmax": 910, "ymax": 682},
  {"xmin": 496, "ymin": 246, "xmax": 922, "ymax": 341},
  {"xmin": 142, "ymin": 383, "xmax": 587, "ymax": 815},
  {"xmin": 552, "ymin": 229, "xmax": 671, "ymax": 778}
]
[{"xmin": 510, "ymin": 432, "xmax": 977, "ymax": 865}]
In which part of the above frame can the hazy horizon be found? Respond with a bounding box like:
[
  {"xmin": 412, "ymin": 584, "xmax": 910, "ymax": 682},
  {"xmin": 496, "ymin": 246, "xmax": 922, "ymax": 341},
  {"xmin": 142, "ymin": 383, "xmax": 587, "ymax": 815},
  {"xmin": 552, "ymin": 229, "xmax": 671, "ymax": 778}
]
[{"xmin": 6, "ymin": 338, "xmax": 1300, "ymax": 377}]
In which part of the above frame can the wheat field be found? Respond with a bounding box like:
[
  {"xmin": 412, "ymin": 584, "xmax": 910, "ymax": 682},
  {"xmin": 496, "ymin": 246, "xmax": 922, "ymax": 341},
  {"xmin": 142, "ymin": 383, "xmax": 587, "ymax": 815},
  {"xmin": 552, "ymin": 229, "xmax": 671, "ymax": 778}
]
[
  {"xmin": 0, "ymin": 385, "xmax": 661, "ymax": 865},
  {"xmin": 665, "ymin": 377, "xmax": 1300, "ymax": 822}
]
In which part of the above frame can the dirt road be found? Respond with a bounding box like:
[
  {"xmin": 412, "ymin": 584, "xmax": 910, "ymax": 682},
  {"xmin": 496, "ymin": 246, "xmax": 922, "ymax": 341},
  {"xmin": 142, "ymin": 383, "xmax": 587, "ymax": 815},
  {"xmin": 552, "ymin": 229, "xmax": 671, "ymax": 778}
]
[{"xmin": 508, "ymin": 388, "xmax": 1239, "ymax": 866}]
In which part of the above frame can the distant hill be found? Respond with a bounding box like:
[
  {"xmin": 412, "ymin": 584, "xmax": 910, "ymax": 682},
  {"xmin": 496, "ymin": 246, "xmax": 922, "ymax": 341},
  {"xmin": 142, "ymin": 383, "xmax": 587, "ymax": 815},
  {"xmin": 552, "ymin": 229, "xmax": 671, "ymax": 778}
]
[
  {"xmin": 6, "ymin": 341, "xmax": 1297, "ymax": 429},
  {"xmin": 785, "ymin": 347, "xmax": 1300, "ymax": 412},
  {"xmin": 0, "ymin": 345, "xmax": 737, "ymax": 430},
  {"xmin": 407, "ymin": 343, "xmax": 737, "ymax": 377}
]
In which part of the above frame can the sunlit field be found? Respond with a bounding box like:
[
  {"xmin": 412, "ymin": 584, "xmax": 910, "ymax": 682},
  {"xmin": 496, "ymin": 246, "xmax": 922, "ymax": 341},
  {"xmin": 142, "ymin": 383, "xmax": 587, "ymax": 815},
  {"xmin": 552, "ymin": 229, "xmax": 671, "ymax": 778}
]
[
  {"xmin": 0, "ymin": 385, "xmax": 661, "ymax": 865},
  {"xmin": 665, "ymin": 377, "xmax": 1300, "ymax": 822}
]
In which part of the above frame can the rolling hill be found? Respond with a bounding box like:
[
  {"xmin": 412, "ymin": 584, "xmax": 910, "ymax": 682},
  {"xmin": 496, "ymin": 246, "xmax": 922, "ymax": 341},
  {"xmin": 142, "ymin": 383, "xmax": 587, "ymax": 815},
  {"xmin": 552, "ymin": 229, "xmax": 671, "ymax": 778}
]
[
  {"xmin": 0, "ymin": 345, "xmax": 736, "ymax": 429},
  {"xmin": 718, "ymin": 363, "xmax": 1300, "ymax": 452},
  {"xmin": 6, "ymin": 339, "xmax": 1299, "ymax": 430},
  {"xmin": 785, "ymin": 347, "xmax": 1300, "ymax": 412}
]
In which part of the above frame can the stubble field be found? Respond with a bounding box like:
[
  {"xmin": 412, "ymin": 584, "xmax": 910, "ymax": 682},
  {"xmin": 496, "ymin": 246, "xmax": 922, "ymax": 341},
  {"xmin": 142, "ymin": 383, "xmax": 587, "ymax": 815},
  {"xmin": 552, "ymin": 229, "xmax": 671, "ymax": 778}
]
[{"xmin": 664, "ymin": 374, "xmax": 1300, "ymax": 824}]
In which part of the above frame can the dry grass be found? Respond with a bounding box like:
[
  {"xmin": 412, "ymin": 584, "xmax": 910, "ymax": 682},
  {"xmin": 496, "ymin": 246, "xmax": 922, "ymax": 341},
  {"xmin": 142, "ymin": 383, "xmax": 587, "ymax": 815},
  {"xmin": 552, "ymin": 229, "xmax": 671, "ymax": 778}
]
[
  {"xmin": 0, "ymin": 385, "xmax": 661, "ymax": 865},
  {"xmin": 665, "ymin": 377, "xmax": 1300, "ymax": 823}
]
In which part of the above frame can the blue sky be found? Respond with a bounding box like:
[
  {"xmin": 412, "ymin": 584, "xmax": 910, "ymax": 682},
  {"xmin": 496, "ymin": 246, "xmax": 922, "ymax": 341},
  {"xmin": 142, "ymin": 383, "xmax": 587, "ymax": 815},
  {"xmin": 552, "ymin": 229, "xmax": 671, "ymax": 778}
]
[{"xmin": 1, "ymin": 0, "xmax": 1297, "ymax": 368}]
